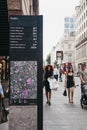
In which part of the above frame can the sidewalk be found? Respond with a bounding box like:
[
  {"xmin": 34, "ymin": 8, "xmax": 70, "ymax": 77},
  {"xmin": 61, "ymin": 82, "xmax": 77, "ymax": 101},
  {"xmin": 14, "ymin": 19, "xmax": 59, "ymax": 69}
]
[
  {"xmin": 0, "ymin": 77, "xmax": 87, "ymax": 130},
  {"xmin": 0, "ymin": 122, "xmax": 8, "ymax": 130},
  {"xmin": 43, "ymin": 78, "xmax": 87, "ymax": 130}
]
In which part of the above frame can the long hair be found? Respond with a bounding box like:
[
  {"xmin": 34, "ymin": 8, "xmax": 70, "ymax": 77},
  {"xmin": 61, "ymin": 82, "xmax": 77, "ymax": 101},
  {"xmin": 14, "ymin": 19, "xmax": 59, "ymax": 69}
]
[
  {"xmin": 68, "ymin": 67, "xmax": 74, "ymax": 73},
  {"xmin": 45, "ymin": 65, "xmax": 53, "ymax": 73}
]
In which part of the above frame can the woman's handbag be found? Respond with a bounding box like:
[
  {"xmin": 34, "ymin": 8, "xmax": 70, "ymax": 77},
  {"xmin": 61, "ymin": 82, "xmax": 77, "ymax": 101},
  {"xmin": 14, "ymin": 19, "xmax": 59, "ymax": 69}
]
[
  {"xmin": 47, "ymin": 77, "xmax": 58, "ymax": 90},
  {"xmin": 63, "ymin": 88, "xmax": 67, "ymax": 96}
]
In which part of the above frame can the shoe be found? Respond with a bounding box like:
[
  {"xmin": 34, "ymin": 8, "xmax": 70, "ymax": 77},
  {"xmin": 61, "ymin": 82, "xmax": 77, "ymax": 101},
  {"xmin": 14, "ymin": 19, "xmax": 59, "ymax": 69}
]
[
  {"xmin": 49, "ymin": 102, "xmax": 51, "ymax": 106},
  {"xmin": 46, "ymin": 101, "xmax": 49, "ymax": 104}
]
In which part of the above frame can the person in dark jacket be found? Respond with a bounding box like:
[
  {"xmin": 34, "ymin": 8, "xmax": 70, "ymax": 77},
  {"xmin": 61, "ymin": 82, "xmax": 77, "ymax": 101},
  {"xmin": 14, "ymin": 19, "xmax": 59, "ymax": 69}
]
[{"xmin": 44, "ymin": 65, "xmax": 53, "ymax": 105}]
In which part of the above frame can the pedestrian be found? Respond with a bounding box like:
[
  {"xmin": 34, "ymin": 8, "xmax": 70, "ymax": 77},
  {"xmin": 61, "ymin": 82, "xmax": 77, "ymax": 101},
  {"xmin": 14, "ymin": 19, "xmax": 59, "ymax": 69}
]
[
  {"xmin": 65, "ymin": 67, "xmax": 75, "ymax": 103},
  {"xmin": 0, "ymin": 80, "xmax": 5, "ymax": 110},
  {"xmin": 44, "ymin": 65, "xmax": 53, "ymax": 105},
  {"xmin": 53, "ymin": 64, "xmax": 59, "ymax": 81},
  {"xmin": 79, "ymin": 64, "xmax": 87, "ymax": 92},
  {"xmin": 59, "ymin": 68, "xmax": 62, "ymax": 82},
  {"xmin": 43, "ymin": 65, "xmax": 46, "ymax": 87}
]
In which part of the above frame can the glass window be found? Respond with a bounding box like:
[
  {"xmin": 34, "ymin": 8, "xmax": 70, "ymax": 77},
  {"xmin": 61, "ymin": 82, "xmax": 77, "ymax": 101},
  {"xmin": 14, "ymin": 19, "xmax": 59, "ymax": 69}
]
[
  {"xmin": 86, "ymin": 10, "xmax": 87, "ymax": 16},
  {"xmin": 70, "ymin": 18, "xmax": 73, "ymax": 22},
  {"xmin": 65, "ymin": 17, "xmax": 69, "ymax": 22},
  {"xmin": 84, "ymin": 13, "xmax": 85, "ymax": 19},
  {"xmin": 65, "ymin": 24, "xmax": 69, "ymax": 28},
  {"xmin": 70, "ymin": 24, "xmax": 74, "ymax": 28},
  {"xmin": 84, "ymin": 3, "xmax": 85, "ymax": 9}
]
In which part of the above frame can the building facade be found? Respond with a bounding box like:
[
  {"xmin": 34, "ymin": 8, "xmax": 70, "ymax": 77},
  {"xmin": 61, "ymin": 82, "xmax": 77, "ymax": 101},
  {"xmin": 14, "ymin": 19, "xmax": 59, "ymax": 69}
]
[
  {"xmin": 75, "ymin": 0, "xmax": 87, "ymax": 68},
  {"xmin": 51, "ymin": 15, "xmax": 76, "ymax": 69},
  {"xmin": 7, "ymin": 0, "xmax": 39, "ymax": 16},
  {"xmin": 50, "ymin": 34, "xmax": 76, "ymax": 69},
  {"xmin": 64, "ymin": 16, "xmax": 76, "ymax": 36}
]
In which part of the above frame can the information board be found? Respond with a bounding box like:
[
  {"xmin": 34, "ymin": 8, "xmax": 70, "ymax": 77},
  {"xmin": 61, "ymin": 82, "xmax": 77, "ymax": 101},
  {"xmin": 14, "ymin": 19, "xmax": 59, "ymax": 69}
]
[{"xmin": 9, "ymin": 16, "xmax": 43, "ymax": 130}]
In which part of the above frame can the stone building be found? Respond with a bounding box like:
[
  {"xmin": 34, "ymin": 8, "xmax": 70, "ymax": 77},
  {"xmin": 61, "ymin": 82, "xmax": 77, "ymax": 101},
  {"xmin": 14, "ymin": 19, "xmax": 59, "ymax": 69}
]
[
  {"xmin": 51, "ymin": 34, "xmax": 75, "ymax": 69},
  {"xmin": 7, "ymin": 0, "xmax": 39, "ymax": 16},
  {"xmin": 75, "ymin": 0, "xmax": 87, "ymax": 68},
  {"xmin": 50, "ymin": 16, "xmax": 76, "ymax": 69}
]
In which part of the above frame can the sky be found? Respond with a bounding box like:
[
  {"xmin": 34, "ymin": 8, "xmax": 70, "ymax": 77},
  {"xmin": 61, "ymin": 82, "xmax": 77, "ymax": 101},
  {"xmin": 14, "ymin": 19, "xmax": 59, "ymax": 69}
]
[{"xmin": 39, "ymin": 0, "xmax": 79, "ymax": 60}]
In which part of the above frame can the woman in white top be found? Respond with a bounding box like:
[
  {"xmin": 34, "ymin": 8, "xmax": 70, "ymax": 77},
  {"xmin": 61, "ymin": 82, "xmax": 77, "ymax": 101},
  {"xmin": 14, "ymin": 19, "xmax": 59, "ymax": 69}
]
[{"xmin": 53, "ymin": 65, "xmax": 59, "ymax": 81}]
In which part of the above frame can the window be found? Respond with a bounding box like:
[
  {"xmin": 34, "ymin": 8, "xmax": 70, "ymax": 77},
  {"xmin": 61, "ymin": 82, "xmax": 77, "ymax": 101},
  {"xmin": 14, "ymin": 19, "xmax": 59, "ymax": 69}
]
[
  {"xmin": 65, "ymin": 24, "xmax": 69, "ymax": 28},
  {"xmin": 84, "ymin": 32, "xmax": 85, "ymax": 38},
  {"xmin": 82, "ymin": 24, "xmax": 83, "ymax": 30},
  {"xmin": 82, "ymin": 6, "xmax": 83, "ymax": 11},
  {"xmin": 65, "ymin": 17, "xmax": 69, "ymax": 22},
  {"xmin": 82, "ymin": 15, "xmax": 83, "ymax": 21},
  {"xmin": 82, "ymin": 34, "xmax": 84, "ymax": 39},
  {"xmin": 84, "ymin": 13, "xmax": 85, "ymax": 19},
  {"xmin": 84, "ymin": 3, "xmax": 85, "ymax": 9},
  {"xmin": 86, "ymin": 10, "xmax": 87, "ymax": 16},
  {"xmin": 70, "ymin": 18, "xmax": 73, "ymax": 22},
  {"xmin": 84, "ymin": 22, "xmax": 85, "ymax": 28},
  {"xmin": 70, "ymin": 24, "xmax": 74, "ymax": 28}
]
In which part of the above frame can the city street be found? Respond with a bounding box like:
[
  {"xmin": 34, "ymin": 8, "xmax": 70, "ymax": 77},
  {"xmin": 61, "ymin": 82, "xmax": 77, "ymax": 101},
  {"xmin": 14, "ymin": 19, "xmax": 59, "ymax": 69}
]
[
  {"xmin": 43, "ymin": 76, "xmax": 87, "ymax": 130},
  {"xmin": 0, "ymin": 76, "xmax": 87, "ymax": 130},
  {"xmin": 0, "ymin": 0, "xmax": 87, "ymax": 130}
]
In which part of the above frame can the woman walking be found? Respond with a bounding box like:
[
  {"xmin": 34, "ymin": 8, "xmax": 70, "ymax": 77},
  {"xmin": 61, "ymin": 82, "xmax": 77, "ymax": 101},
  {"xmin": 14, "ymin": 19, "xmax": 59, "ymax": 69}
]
[
  {"xmin": 44, "ymin": 65, "xmax": 53, "ymax": 105},
  {"xmin": 53, "ymin": 64, "xmax": 59, "ymax": 81},
  {"xmin": 65, "ymin": 67, "xmax": 75, "ymax": 103}
]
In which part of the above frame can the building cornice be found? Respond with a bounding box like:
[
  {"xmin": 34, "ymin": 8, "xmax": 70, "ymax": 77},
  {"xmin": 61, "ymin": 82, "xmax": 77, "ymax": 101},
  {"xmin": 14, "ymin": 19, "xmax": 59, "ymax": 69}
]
[
  {"xmin": 76, "ymin": 57, "xmax": 87, "ymax": 64},
  {"xmin": 75, "ymin": 37, "xmax": 87, "ymax": 48}
]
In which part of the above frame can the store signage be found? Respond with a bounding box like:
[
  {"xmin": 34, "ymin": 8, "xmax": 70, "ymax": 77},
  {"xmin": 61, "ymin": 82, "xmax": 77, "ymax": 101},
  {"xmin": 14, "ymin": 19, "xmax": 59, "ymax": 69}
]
[{"xmin": 56, "ymin": 51, "xmax": 63, "ymax": 60}]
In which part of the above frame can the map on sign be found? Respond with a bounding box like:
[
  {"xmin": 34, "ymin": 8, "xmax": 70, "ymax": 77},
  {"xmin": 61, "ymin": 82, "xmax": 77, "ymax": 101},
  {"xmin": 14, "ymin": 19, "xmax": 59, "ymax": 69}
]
[{"xmin": 10, "ymin": 61, "xmax": 37, "ymax": 100}]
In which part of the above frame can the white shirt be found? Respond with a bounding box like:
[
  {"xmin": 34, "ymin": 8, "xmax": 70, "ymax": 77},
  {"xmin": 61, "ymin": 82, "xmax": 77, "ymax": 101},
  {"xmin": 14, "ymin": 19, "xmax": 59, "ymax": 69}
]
[
  {"xmin": 0, "ymin": 84, "xmax": 4, "ymax": 95},
  {"xmin": 53, "ymin": 68, "xmax": 59, "ymax": 75}
]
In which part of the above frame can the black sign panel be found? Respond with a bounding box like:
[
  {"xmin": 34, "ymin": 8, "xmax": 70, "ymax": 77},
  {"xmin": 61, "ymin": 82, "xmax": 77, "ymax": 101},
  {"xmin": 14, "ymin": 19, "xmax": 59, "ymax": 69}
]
[
  {"xmin": 9, "ymin": 16, "xmax": 43, "ymax": 130},
  {"xmin": 9, "ymin": 15, "xmax": 43, "ymax": 104},
  {"xmin": 9, "ymin": 16, "xmax": 43, "ymax": 61}
]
